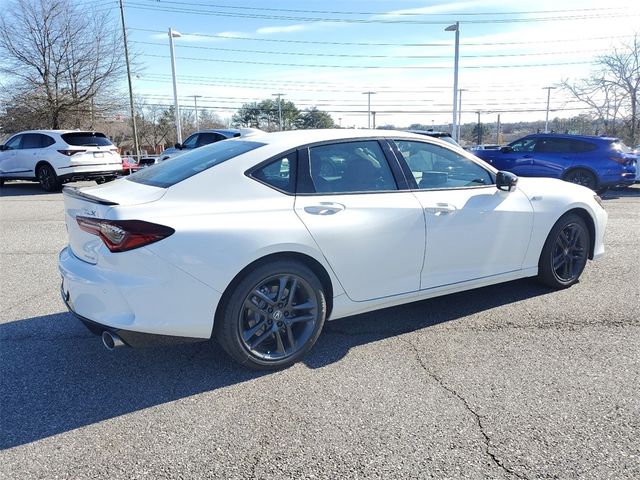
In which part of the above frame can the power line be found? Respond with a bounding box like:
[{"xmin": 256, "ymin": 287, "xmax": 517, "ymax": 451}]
[
  {"xmin": 140, "ymin": 53, "xmax": 596, "ymax": 69},
  {"xmin": 131, "ymin": 40, "xmax": 609, "ymax": 60},
  {"xmin": 125, "ymin": 1, "xmax": 638, "ymax": 25},
  {"xmin": 133, "ymin": 1, "xmax": 624, "ymax": 18},
  {"xmin": 130, "ymin": 28, "xmax": 634, "ymax": 48}
]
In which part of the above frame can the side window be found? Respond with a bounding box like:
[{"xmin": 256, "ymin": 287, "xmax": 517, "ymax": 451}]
[
  {"xmin": 308, "ymin": 141, "xmax": 397, "ymax": 194},
  {"xmin": 41, "ymin": 135, "xmax": 55, "ymax": 148},
  {"xmin": 394, "ymin": 140, "xmax": 493, "ymax": 190},
  {"xmin": 21, "ymin": 134, "xmax": 43, "ymax": 149},
  {"xmin": 570, "ymin": 140, "xmax": 597, "ymax": 153},
  {"xmin": 251, "ymin": 155, "xmax": 295, "ymax": 193},
  {"xmin": 5, "ymin": 135, "xmax": 23, "ymax": 150},
  {"xmin": 182, "ymin": 134, "xmax": 199, "ymax": 149},
  {"xmin": 197, "ymin": 132, "xmax": 225, "ymax": 147},
  {"xmin": 535, "ymin": 138, "xmax": 571, "ymax": 153},
  {"xmin": 509, "ymin": 138, "xmax": 536, "ymax": 152}
]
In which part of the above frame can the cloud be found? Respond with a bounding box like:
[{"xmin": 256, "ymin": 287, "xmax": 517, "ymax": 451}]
[{"xmin": 377, "ymin": 1, "xmax": 506, "ymax": 18}]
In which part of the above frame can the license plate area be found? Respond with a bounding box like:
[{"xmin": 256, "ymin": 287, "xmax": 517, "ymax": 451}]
[{"xmin": 93, "ymin": 152, "xmax": 104, "ymax": 158}]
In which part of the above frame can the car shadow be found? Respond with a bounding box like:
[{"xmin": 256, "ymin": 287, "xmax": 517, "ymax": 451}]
[
  {"xmin": 0, "ymin": 278, "xmax": 550, "ymax": 450},
  {"xmin": 0, "ymin": 182, "xmax": 56, "ymax": 197},
  {"xmin": 601, "ymin": 185, "xmax": 640, "ymax": 200}
]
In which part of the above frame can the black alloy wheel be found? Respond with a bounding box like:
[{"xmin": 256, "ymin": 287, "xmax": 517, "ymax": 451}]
[
  {"xmin": 564, "ymin": 169, "xmax": 597, "ymax": 191},
  {"xmin": 217, "ymin": 260, "xmax": 326, "ymax": 369},
  {"xmin": 37, "ymin": 164, "xmax": 61, "ymax": 192},
  {"xmin": 538, "ymin": 213, "xmax": 590, "ymax": 288}
]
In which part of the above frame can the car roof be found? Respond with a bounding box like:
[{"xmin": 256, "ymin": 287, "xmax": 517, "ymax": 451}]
[
  {"xmin": 523, "ymin": 133, "xmax": 618, "ymax": 142},
  {"xmin": 229, "ymin": 128, "xmax": 447, "ymax": 150},
  {"xmin": 8, "ymin": 130, "xmax": 105, "ymax": 135}
]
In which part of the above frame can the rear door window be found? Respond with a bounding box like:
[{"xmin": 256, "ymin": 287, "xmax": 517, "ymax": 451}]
[
  {"xmin": 20, "ymin": 134, "xmax": 43, "ymax": 149},
  {"xmin": 569, "ymin": 140, "xmax": 597, "ymax": 153},
  {"xmin": 534, "ymin": 138, "xmax": 572, "ymax": 153},
  {"xmin": 61, "ymin": 132, "xmax": 113, "ymax": 147},
  {"xmin": 307, "ymin": 141, "xmax": 397, "ymax": 194}
]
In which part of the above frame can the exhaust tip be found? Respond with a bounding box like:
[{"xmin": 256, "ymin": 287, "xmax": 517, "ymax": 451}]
[{"xmin": 101, "ymin": 331, "xmax": 125, "ymax": 350}]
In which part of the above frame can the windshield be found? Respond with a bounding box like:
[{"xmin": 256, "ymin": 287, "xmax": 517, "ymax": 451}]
[{"xmin": 128, "ymin": 140, "xmax": 265, "ymax": 188}]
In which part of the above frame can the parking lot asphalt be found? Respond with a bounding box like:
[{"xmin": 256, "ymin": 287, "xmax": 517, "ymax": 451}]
[{"xmin": 0, "ymin": 181, "xmax": 639, "ymax": 480}]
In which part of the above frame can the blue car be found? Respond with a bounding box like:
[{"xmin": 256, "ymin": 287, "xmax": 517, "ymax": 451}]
[{"xmin": 474, "ymin": 133, "xmax": 637, "ymax": 191}]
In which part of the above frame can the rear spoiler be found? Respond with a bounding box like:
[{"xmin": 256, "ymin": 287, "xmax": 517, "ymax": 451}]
[{"xmin": 62, "ymin": 186, "xmax": 119, "ymax": 206}]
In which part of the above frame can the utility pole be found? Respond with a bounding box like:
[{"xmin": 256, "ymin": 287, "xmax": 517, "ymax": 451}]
[
  {"xmin": 476, "ymin": 111, "xmax": 482, "ymax": 145},
  {"xmin": 445, "ymin": 22, "xmax": 460, "ymax": 141},
  {"xmin": 272, "ymin": 93, "xmax": 285, "ymax": 131},
  {"xmin": 362, "ymin": 91, "xmax": 376, "ymax": 128},
  {"xmin": 193, "ymin": 95, "xmax": 202, "ymax": 130},
  {"xmin": 371, "ymin": 112, "xmax": 376, "ymax": 129},
  {"xmin": 496, "ymin": 114, "xmax": 501, "ymax": 144},
  {"xmin": 118, "ymin": 0, "xmax": 140, "ymax": 159},
  {"xmin": 543, "ymin": 86, "xmax": 556, "ymax": 133}
]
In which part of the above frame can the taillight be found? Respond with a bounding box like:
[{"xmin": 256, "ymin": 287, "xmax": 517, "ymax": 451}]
[
  {"xmin": 58, "ymin": 149, "xmax": 87, "ymax": 156},
  {"xmin": 608, "ymin": 154, "xmax": 629, "ymax": 165},
  {"xmin": 76, "ymin": 216, "xmax": 175, "ymax": 252}
]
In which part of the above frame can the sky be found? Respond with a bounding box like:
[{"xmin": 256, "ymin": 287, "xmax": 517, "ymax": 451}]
[{"xmin": 64, "ymin": 1, "xmax": 640, "ymax": 128}]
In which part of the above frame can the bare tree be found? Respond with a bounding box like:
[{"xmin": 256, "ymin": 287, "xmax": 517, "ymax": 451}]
[
  {"xmin": 563, "ymin": 35, "xmax": 640, "ymax": 143},
  {"xmin": 0, "ymin": 0, "xmax": 126, "ymax": 131}
]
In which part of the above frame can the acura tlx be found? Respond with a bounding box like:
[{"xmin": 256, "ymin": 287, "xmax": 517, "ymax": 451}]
[{"xmin": 59, "ymin": 129, "xmax": 607, "ymax": 369}]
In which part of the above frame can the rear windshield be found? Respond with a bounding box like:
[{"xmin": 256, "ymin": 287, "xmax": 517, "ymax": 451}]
[
  {"xmin": 610, "ymin": 141, "xmax": 631, "ymax": 153},
  {"xmin": 128, "ymin": 140, "xmax": 265, "ymax": 188},
  {"xmin": 61, "ymin": 132, "xmax": 113, "ymax": 147}
]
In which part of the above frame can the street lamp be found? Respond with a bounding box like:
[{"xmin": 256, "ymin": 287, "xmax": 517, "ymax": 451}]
[
  {"xmin": 543, "ymin": 86, "xmax": 556, "ymax": 133},
  {"xmin": 193, "ymin": 95, "xmax": 202, "ymax": 130},
  {"xmin": 445, "ymin": 22, "xmax": 460, "ymax": 142},
  {"xmin": 168, "ymin": 28, "xmax": 182, "ymax": 144},
  {"xmin": 362, "ymin": 91, "xmax": 376, "ymax": 128}
]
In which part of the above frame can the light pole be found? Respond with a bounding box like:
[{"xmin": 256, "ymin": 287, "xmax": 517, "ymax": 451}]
[
  {"xmin": 169, "ymin": 28, "xmax": 182, "ymax": 144},
  {"xmin": 445, "ymin": 22, "xmax": 460, "ymax": 142},
  {"xmin": 193, "ymin": 95, "xmax": 202, "ymax": 130},
  {"xmin": 272, "ymin": 93, "xmax": 285, "ymax": 131},
  {"xmin": 457, "ymin": 88, "xmax": 467, "ymax": 142},
  {"xmin": 543, "ymin": 86, "xmax": 556, "ymax": 133},
  {"xmin": 118, "ymin": 0, "xmax": 140, "ymax": 159},
  {"xmin": 362, "ymin": 91, "xmax": 376, "ymax": 128}
]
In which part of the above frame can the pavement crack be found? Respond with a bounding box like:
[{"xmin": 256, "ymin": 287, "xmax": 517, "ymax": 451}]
[{"xmin": 401, "ymin": 336, "xmax": 530, "ymax": 480}]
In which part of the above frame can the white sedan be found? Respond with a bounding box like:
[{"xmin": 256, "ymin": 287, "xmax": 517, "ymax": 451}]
[{"xmin": 59, "ymin": 129, "xmax": 607, "ymax": 369}]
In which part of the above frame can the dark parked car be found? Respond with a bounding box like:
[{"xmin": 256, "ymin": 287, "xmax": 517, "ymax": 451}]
[
  {"xmin": 406, "ymin": 130, "xmax": 461, "ymax": 148},
  {"xmin": 473, "ymin": 133, "xmax": 636, "ymax": 191}
]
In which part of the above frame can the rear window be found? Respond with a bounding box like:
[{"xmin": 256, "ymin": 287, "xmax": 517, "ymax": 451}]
[
  {"xmin": 61, "ymin": 132, "xmax": 113, "ymax": 147},
  {"xmin": 128, "ymin": 140, "xmax": 265, "ymax": 188}
]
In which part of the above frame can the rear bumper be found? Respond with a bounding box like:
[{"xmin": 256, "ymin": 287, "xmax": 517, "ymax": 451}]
[
  {"xmin": 58, "ymin": 246, "xmax": 221, "ymax": 340},
  {"xmin": 58, "ymin": 170, "xmax": 120, "ymax": 182}
]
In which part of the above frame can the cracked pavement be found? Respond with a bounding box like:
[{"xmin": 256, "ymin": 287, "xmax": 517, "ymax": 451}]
[{"xmin": 1, "ymin": 182, "xmax": 639, "ymax": 479}]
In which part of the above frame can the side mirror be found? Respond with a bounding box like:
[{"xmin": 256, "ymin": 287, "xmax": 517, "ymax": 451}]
[
  {"xmin": 499, "ymin": 146, "xmax": 513, "ymax": 153},
  {"xmin": 496, "ymin": 171, "xmax": 518, "ymax": 192},
  {"xmin": 174, "ymin": 143, "xmax": 182, "ymax": 149}
]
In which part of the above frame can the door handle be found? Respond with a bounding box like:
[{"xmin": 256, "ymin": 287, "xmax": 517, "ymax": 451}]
[
  {"xmin": 425, "ymin": 203, "xmax": 457, "ymax": 215},
  {"xmin": 522, "ymin": 154, "xmax": 532, "ymax": 158},
  {"xmin": 304, "ymin": 202, "xmax": 346, "ymax": 215}
]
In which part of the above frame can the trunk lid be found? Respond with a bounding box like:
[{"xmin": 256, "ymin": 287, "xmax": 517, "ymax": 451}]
[{"xmin": 63, "ymin": 179, "xmax": 166, "ymax": 264}]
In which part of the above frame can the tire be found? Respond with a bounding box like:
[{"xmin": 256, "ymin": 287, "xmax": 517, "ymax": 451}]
[
  {"xmin": 537, "ymin": 213, "xmax": 590, "ymax": 289},
  {"xmin": 216, "ymin": 260, "xmax": 327, "ymax": 370},
  {"xmin": 36, "ymin": 164, "xmax": 61, "ymax": 192},
  {"xmin": 563, "ymin": 169, "xmax": 597, "ymax": 191}
]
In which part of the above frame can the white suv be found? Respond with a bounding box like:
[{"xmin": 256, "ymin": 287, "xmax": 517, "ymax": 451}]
[{"xmin": 0, "ymin": 130, "xmax": 122, "ymax": 191}]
